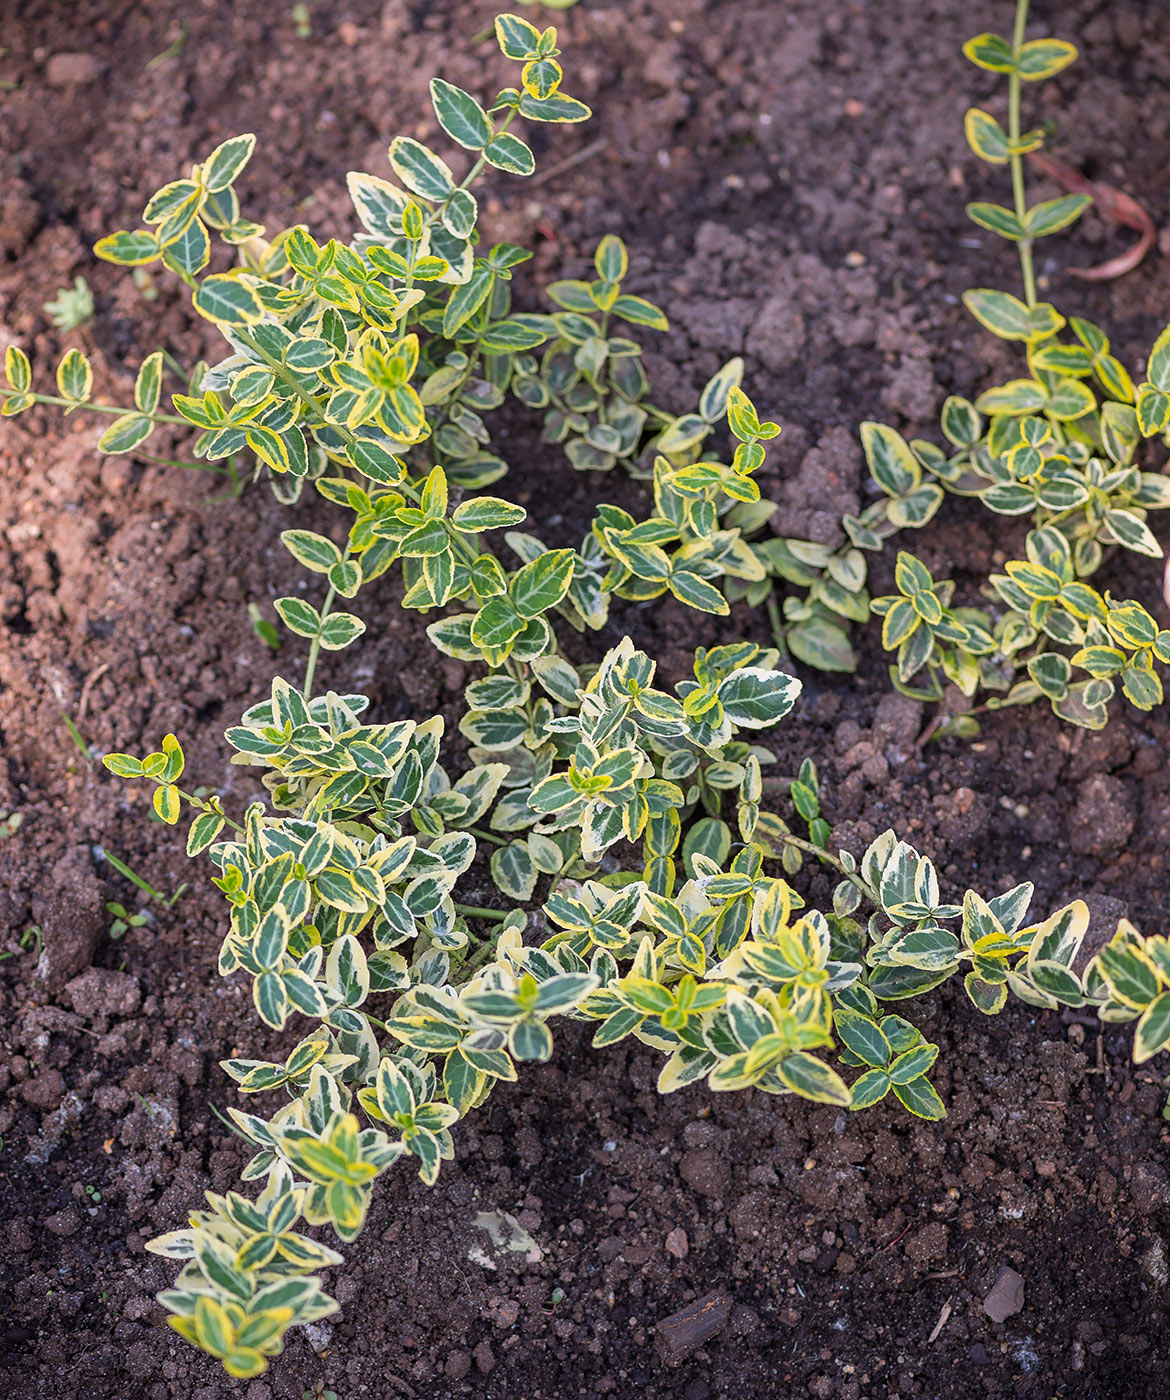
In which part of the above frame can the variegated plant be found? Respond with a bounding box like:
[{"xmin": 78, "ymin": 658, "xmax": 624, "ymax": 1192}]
[
  {"xmin": 114, "ymin": 691, "xmax": 1164, "ymax": 1378},
  {"xmin": 9, "ymin": 3, "xmax": 1169, "ymax": 1382},
  {"xmin": 733, "ymin": 0, "xmax": 1170, "ymax": 728},
  {"xmin": 860, "ymin": 0, "xmax": 1170, "ymax": 727}
]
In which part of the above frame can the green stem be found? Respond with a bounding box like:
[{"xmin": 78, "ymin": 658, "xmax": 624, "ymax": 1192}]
[
  {"xmin": 466, "ymin": 825, "xmax": 507, "ymax": 847},
  {"xmin": 777, "ymin": 831, "xmax": 874, "ymax": 905},
  {"xmin": 303, "ymin": 579, "xmax": 339, "ymax": 699},
  {"xmin": 0, "ymin": 386, "xmax": 188, "ymax": 425},
  {"xmin": 136, "ymin": 452, "xmax": 227, "ymax": 475},
  {"xmin": 174, "ymin": 786, "xmax": 245, "ymax": 836},
  {"xmin": 233, "ymin": 329, "xmax": 332, "ymax": 427},
  {"xmin": 765, "ymin": 594, "xmax": 785, "ymax": 651},
  {"xmin": 455, "ymin": 903, "xmax": 509, "ymax": 922},
  {"xmin": 1008, "ymin": 0, "xmax": 1036, "ymax": 307}
]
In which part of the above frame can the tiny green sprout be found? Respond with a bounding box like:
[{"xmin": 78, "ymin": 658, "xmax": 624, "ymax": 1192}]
[
  {"xmin": 105, "ymin": 901, "xmax": 149, "ymax": 941},
  {"xmin": 0, "ymin": 811, "xmax": 23, "ymax": 841},
  {"xmin": 303, "ymin": 1384, "xmax": 338, "ymax": 1400},
  {"xmin": 248, "ymin": 602, "xmax": 281, "ymax": 651},
  {"xmin": 62, "ymin": 711, "xmax": 95, "ymax": 766},
  {"xmin": 43, "ymin": 276, "xmax": 94, "ymax": 332},
  {"xmin": 292, "ymin": 4, "xmax": 312, "ymax": 40}
]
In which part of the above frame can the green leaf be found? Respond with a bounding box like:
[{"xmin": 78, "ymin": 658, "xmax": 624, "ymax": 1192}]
[
  {"xmin": 849, "ymin": 1068, "xmax": 891, "ymax": 1110},
  {"xmin": 4, "ymin": 345, "xmax": 31, "ymax": 393},
  {"xmin": 388, "ymin": 137, "xmax": 455, "ymax": 202},
  {"xmin": 963, "ymin": 289, "xmax": 1063, "ymax": 343},
  {"xmin": 1016, "ymin": 38, "xmax": 1078, "ymax": 80},
  {"xmin": 491, "ymin": 842, "xmax": 537, "ymax": 901},
  {"xmin": 594, "ymin": 235, "xmax": 628, "ymax": 284},
  {"xmin": 153, "ymin": 785, "xmax": 181, "ymax": 825},
  {"xmin": 1136, "ymin": 384, "xmax": 1170, "ymax": 436},
  {"xmin": 134, "ymin": 351, "xmax": 164, "ymax": 415},
  {"xmin": 1026, "ymin": 194, "xmax": 1092, "ymax": 238},
  {"xmin": 777, "ymin": 1052, "xmax": 851, "ymax": 1107},
  {"xmin": 612, "ymin": 294, "xmax": 668, "ymax": 331},
  {"xmin": 451, "ymin": 497, "xmax": 527, "ymax": 532},
  {"xmin": 786, "ymin": 617, "xmax": 856, "ymax": 673},
  {"xmin": 518, "ymin": 91, "xmax": 592, "ymax": 123},
  {"xmin": 976, "ymin": 379, "xmax": 1048, "ymax": 415},
  {"xmin": 495, "ymin": 12, "xmax": 542, "ymax": 60},
  {"xmin": 97, "ymin": 413, "xmax": 153, "ymax": 454},
  {"xmin": 962, "ymin": 32, "xmax": 1015, "ymax": 73},
  {"xmin": 346, "ymin": 171, "xmax": 409, "ymax": 239},
  {"xmin": 56, "ymin": 348, "xmax": 93, "ymax": 403},
  {"xmin": 318, "ymin": 613, "xmax": 366, "ymax": 651},
  {"xmin": 657, "ymin": 414, "xmax": 709, "ymax": 455},
  {"xmin": 1147, "ymin": 325, "xmax": 1170, "ymax": 393},
  {"xmin": 94, "ymin": 228, "xmax": 160, "ymax": 266},
  {"xmin": 254, "ymin": 971, "xmax": 290, "ymax": 1030},
  {"xmin": 103, "ymin": 753, "xmax": 144, "ymax": 778},
  {"xmin": 443, "ymin": 266, "xmax": 494, "ymax": 337},
  {"xmin": 717, "ymin": 667, "xmax": 800, "ymax": 729},
  {"xmin": 186, "ymin": 810, "xmax": 225, "ymax": 857},
  {"xmin": 347, "ymin": 439, "xmax": 404, "ymax": 483},
  {"xmin": 963, "ymin": 108, "xmax": 1009, "ymax": 164},
  {"xmin": 860, "ymin": 421, "xmax": 919, "ymax": 497},
  {"xmin": 682, "ymin": 817, "xmax": 731, "ymax": 876},
  {"xmin": 484, "ymin": 132, "xmax": 536, "ymax": 176},
  {"xmin": 274, "ymin": 597, "xmax": 322, "ymax": 638},
  {"xmin": 966, "ymin": 202, "xmax": 1025, "ymax": 241},
  {"xmin": 510, "ymin": 549, "xmax": 575, "ymax": 618},
  {"xmin": 429, "ymin": 78, "xmax": 492, "ymax": 150},
  {"xmin": 193, "ymin": 274, "xmax": 263, "ymax": 327},
  {"xmin": 1134, "ymin": 990, "xmax": 1170, "ymax": 1064},
  {"xmin": 1097, "ymin": 942, "xmax": 1160, "ymax": 1008},
  {"xmin": 834, "ymin": 1010, "xmax": 891, "ymax": 1068},
  {"xmin": 201, "ymin": 133, "xmax": 256, "ymax": 192},
  {"xmin": 891, "ymin": 1075, "xmax": 946, "ymax": 1119},
  {"xmin": 480, "ymin": 317, "xmax": 548, "ymax": 352},
  {"xmin": 940, "ymin": 395, "xmax": 981, "ymax": 447},
  {"xmin": 668, "ymin": 570, "xmax": 728, "ymax": 615},
  {"xmin": 282, "ymin": 529, "xmax": 342, "ymax": 573}
]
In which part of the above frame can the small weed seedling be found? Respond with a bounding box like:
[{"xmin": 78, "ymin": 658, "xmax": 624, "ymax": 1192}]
[
  {"xmin": 98, "ymin": 849, "xmax": 187, "ymax": 938},
  {"xmin": 43, "ymin": 276, "xmax": 95, "ymax": 332}
]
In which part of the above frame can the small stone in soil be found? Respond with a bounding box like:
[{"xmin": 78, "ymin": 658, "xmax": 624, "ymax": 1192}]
[
  {"xmin": 45, "ymin": 52, "xmax": 103, "ymax": 85},
  {"xmin": 665, "ymin": 1226, "xmax": 689, "ymax": 1259},
  {"xmin": 982, "ymin": 1266, "xmax": 1025, "ymax": 1323}
]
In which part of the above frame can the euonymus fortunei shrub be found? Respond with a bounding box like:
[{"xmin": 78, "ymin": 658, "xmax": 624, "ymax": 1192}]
[
  {"xmin": 861, "ymin": 0, "xmax": 1170, "ymax": 729},
  {"xmin": 5, "ymin": 4, "xmax": 1170, "ymax": 1379}
]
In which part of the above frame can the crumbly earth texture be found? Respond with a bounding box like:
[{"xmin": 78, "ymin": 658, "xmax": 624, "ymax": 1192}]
[{"xmin": 1, "ymin": 1, "xmax": 1169, "ymax": 1397}]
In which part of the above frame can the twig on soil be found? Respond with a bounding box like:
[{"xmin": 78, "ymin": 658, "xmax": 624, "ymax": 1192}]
[
  {"xmin": 529, "ymin": 138, "xmax": 609, "ymax": 189},
  {"xmin": 77, "ymin": 662, "xmax": 110, "ymax": 722},
  {"xmin": 868, "ymin": 1221, "xmax": 913, "ymax": 1262},
  {"xmin": 927, "ymin": 1296, "xmax": 954, "ymax": 1344},
  {"xmin": 1028, "ymin": 151, "xmax": 1156, "ymax": 281}
]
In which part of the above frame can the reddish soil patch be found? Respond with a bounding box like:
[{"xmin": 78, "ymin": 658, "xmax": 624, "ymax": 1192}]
[{"xmin": 1, "ymin": 2, "xmax": 1169, "ymax": 1397}]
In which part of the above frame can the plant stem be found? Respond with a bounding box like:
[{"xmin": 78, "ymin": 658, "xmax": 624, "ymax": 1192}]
[
  {"xmin": 454, "ymin": 903, "xmax": 509, "ymax": 922},
  {"xmin": 765, "ymin": 594, "xmax": 785, "ymax": 651},
  {"xmin": 467, "ymin": 825, "xmax": 507, "ymax": 847},
  {"xmin": 776, "ymin": 831, "xmax": 874, "ymax": 905},
  {"xmin": 302, "ymin": 579, "xmax": 338, "ymax": 699},
  {"xmin": 0, "ymin": 386, "xmax": 188, "ymax": 425},
  {"xmin": 1008, "ymin": 0, "xmax": 1037, "ymax": 307},
  {"xmin": 174, "ymin": 787, "xmax": 245, "ymax": 835}
]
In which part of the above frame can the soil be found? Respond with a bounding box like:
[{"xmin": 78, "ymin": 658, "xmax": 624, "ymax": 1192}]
[{"xmin": 1, "ymin": 1, "xmax": 1169, "ymax": 1397}]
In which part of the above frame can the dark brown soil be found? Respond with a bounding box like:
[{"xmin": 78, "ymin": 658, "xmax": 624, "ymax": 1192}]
[{"xmin": 2, "ymin": 1, "xmax": 1170, "ymax": 1397}]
